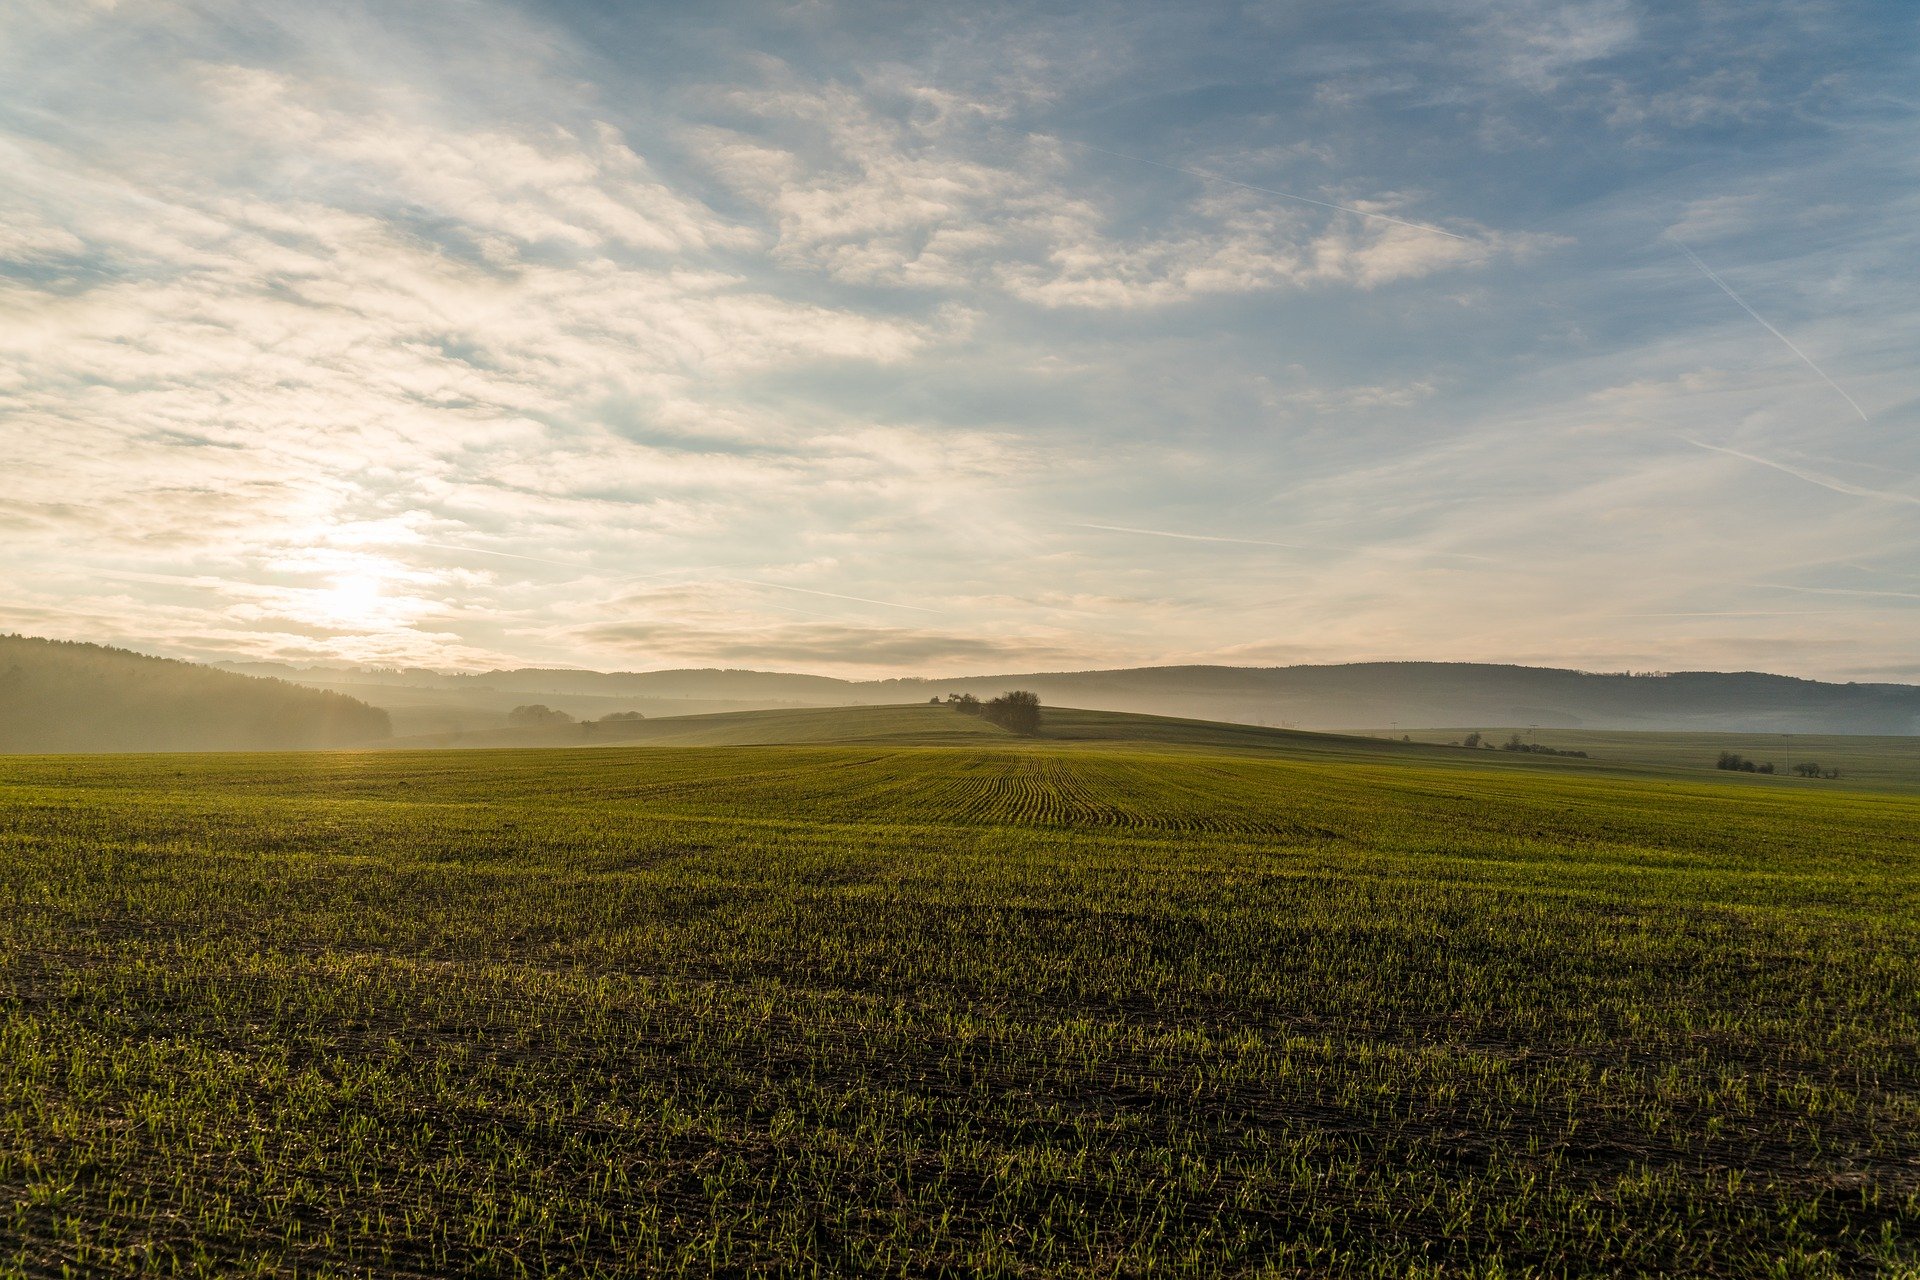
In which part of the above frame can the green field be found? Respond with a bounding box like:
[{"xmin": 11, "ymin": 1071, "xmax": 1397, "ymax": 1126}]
[
  {"xmin": 4, "ymin": 706, "xmax": 1918, "ymax": 1276},
  {"xmin": 1396, "ymin": 728, "xmax": 1920, "ymax": 792},
  {"xmin": 385, "ymin": 702, "xmax": 1414, "ymax": 752},
  {"xmin": 397, "ymin": 703, "xmax": 1920, "ymax": 793}
]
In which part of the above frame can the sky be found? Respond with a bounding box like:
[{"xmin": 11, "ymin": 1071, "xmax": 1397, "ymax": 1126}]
[{"xmin": 2, "ymin": 0, "xmax": 1916, "ymax": 679}]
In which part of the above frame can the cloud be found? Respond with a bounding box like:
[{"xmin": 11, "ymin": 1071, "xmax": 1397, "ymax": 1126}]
[
  {"xmin": 203, "ymin": 66, "xmax": 747, "ymax": 257},
  {"xmin": 1070, "ymin": 522, "xmax": 1492, "ymax": 563},
  {"xmin": 694, "ymin": 68, "xmax": 1538, "ymax": 309},
  {"xmin": 1465, "ymin": 0, "xmax": 1639, "ymax": 90},
  {"xmin": 576, "ymin": 619, "xmax": 1080, "ymax": 667}
]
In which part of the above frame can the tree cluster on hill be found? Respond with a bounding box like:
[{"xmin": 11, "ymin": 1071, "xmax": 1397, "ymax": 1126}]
[
  {"xmin": 943, "ymin": 690, "xmax": 1042, "ymax": 735},
  {"xmin": 1499, "ymin": 734, "xmax": 1588, "ymax": 758},
  {"xmin": 1716, "ymin": 752, "xmax": 1775, "ymax": 774},
  {"xmin": 0, "ymin": 635, "xmax": 390, "ymax": 753},
  {"xmin": 1450, "ymin": 731, "xmax": 1587, "ymax": 757},
  {"xmin": 501, "ymin": 705, "xmax": 649, "ymax": 738},
  {"xmin": 507, "ymin": 704, "xmax": 575, "ymax": 728}
]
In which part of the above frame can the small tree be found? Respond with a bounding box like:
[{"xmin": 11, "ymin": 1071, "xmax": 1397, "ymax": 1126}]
[
  {"xmin": 1462, "ymin": 731, "xmax": 1481, "ymax": 749},
  {"xmin": 984, "ymin": 690, "xmax": 1041, "ymax": 735},
  {"xmin": 508, "ymin": 704, "xmax": 574, "ymax": 728}
]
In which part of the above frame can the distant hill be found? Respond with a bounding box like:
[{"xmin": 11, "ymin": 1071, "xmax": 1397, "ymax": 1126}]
[
  {"xmin": 227, "ymin": 659, "xmax": 1920, "ymax": 736},
  {"xmin": 383, "ymin": 701, "xmax": 1469, "ymax": 756},
  {"xmin": 885, "ymin": 664, "xmax": 1920, "ymax": 735},
  {"xmin": 1, "ymin": 636, "xmax": 392, "ymax": 753}
]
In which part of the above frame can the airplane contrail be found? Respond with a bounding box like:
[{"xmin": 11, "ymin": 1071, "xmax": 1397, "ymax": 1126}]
[
  {"xmin": 412, "ymin": 541, "xmax": 588, "ymax": 569},
  {"xmin": 413, "ymin": 541, "xmax": 746, "ymax": 585},
  {"xmin": 1684, "ymin": 438, "xmax": 1919, "ymax": 506},
  {"xmin": 380, "ymin": 541, "xmax": 937, "ymax": 616},
  {"xmin": 1616, "ymin": 609, "xmax": 1851, "ymax": 618},
  {"xmin": 1072, "ymin": 521, "xmax": 1323, "ymax": 551},
  {"xmin": 1061, "ymin": 140, "xmax": 1473, "ymax": 242},
  {"xmin": 1676, "ymin": 244, "xmax": 1869, "ymax": 422},
  {"xmin": 1070, "ymin": 521, "xmax": 1494, "ymax": 563},
  {"xmin": 727, "ymin": 578, "xmax": 943, "ymax": 614},
  {"xmin": 1763, "ymin": 583, "xmax": 1920, "ymax": 602}
]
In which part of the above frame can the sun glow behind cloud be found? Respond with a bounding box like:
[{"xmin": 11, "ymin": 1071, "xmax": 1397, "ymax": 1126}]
[{"xmin": 1, "ymin": 0, "xmax": 1916, "ymax": 678}]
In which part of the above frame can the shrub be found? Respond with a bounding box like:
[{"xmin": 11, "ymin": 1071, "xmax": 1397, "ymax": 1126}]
[
  {"xmin": 508, "ymin": 704, "xmax": 574, "ymax": 728},
  {"xmin": 983, "ymin": 691, "xmax": 1042, "ymax": 735}
]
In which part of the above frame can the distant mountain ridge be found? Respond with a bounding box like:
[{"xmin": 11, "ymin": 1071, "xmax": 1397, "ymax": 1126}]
[
  {"xmin": 220, "ymin": 658, "xmax": 1920, "ymax": 735},
  {"xmin": 1, "ymin": 636, "xmax": 392, "ymax": 753}
]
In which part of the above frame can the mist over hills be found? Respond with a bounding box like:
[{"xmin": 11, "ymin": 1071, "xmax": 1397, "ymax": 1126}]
[
  {"xmin": 4, "ymin": 632, "xmax": 1917, "ymax": 754},
  {"xmin": 222, "ymin": 657, "xmax": 1920, "ymax": 736},
  {"xmin": 1, "ymin": 636, "xmax": 391, "ymax": 753}
]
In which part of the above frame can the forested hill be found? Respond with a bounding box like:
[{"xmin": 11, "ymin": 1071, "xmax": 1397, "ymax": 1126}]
[
  {"xmin": 228, "ymin": 658, "xmax": 1920, "ymax": 734},
  {"xmin": 871, "ymin": 664, "xmax": 1920, "ymax": 734},
  {"xmin": 0, "ymin": 636, "xmax": 392, "ymax": 752}
]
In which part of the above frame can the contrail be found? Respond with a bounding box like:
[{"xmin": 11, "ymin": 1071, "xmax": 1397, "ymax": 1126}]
[
  {"xmin": 1763, "ymin": 583, "xmax": 1920, "ymax": 602},
  {"xmin": 1061, "ymin": 140, "xmax": 1473, "ymax": 242},
  {"xmin": 1072, "ymin": 521, "xmax": 1323, "ymax": 551},
  {"xmin": 1676, "ymin": 243, "xmax": 1869, "ymax": 422},
  {"xmin": 413, "ymin": 541, "xmax": 745, "ymax": 584},
  {"xmin": 1616, "ymin": 609, "xmax": 1851, "ymax": 618},
  {"xmin": 1071, "ymin": 521, "xmax": 1494, "ymax": 563},
  {"xmin": 411, "ymin": 541, "xmax": 588, "ymax": 570},
  {"xmin": 727, "ymin": 578, "xmax": 943, "ymax": 614},
  {"xmin": 414, "ymin": 547, "xmax": 941, "ymax": 615},
  {"xmin": 611, "ymin": 563, "xmax": 751, "ymax": 584},
  {"xmin": 1685, "ymin": 438, "xmax": 1919, "ymax": 506},
  {"xmin": 743, "ymin": 598, "xmax": 853, "ymax": 622}
]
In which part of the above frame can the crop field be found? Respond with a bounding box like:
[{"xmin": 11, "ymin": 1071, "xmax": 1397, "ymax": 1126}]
[
  {"xmin": 1398, "ymin": 728, "xmax": 1920, "ymax": 792},
  {"xmin": 3, "ymin": 713, "xmax": 1919, "ymax": 1276}
]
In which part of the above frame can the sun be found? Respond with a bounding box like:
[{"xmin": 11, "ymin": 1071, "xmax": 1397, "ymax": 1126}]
[{"xmin": 311, "ymin": 571, "xmax": 392, "ymax": 631}]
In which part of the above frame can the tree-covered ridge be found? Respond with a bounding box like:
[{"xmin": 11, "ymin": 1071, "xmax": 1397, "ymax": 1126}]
[{"xmin": 0, "ymin": 635, "xmax": 390, "ymax": 753}]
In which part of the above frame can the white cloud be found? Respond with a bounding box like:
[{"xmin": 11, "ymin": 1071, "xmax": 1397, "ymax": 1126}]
[
  {"xmin": 695, "ymin": 71, "xmax": 1535, "ymax": 309},
  {"xmin": 1467, "ymin": 0, "xmax": 1638, "ymax": 90},
  {"xmin": 202, "ymin": 66, "xmax": 748, "ymax": 257}
]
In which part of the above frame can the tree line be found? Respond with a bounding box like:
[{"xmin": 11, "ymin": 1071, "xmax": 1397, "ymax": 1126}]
[
  {"xmin": 932, "ymin": 690, "xmax": 1042, "ymax": 735},
  {"xmin": 508, "ymin": 705, "xmax": 644, "ymax": 730},
  {"xmin": 1452, "ymin": 731, "xmax": 1588, "ymax": 758},
  {"xmin": 1717, "ymin": 752, "xmax": 1838, "ymax": 779}
]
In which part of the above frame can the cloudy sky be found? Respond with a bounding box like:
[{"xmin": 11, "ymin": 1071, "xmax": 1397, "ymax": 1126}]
[{"xmin": 3, "ymin": 0, "xmax": 1916, "ymax": 678}]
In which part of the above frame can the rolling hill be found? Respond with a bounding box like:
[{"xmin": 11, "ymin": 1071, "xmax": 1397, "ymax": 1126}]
[
  {"xmin": 227, "ymin": 658, "xmax": 1920, "ymax": 735},
  {"xmin": 370, "ymin": 700, "xmax": 1919, "ymax": 789},
  {"xmin": 382, "ymin": 701, "xmax": 1415, "ymax": 753},
  {"xmin": 372, "ymin": 701, "xmax": 1920, "ymax": 788},
  {"xmin": 0, "ymin": 635, "xmax": 392, "ymax": 753}
]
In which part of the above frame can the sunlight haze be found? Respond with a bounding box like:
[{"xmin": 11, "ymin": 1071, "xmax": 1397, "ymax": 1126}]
[{"xmin": 3, "ymin": 0, "xmax": 1915, "ymax": 677}]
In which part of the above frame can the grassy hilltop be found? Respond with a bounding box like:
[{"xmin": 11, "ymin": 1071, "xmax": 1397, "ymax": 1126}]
[
  {"xmin": 394, "ymin": 701, "xmax": 1920, "ymax": 789},
  {"xmin": 389, "ymin": 701, "xmax": 1442, "ymax": 753},
  {"xmin": 3, "ymin": 713, "xmax": 1918, "ymax": 1276}
]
